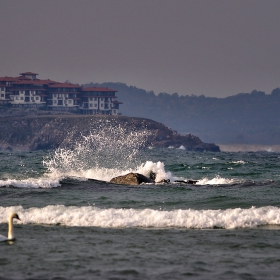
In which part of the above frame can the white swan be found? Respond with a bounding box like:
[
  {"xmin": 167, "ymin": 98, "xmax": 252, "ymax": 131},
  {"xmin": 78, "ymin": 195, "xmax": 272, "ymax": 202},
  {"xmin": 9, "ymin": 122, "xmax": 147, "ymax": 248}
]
[{"xmin": 0, "ymin": 212, "xmax": 21, "ymax": 242}]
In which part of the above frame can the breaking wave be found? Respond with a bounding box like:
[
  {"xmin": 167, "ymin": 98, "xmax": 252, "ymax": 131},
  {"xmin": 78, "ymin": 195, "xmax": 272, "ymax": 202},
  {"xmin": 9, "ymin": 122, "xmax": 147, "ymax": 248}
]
[
  {"xmin": 0, "ymin": 178, "xmax": 61, "ymax": 189},
  {"xmin": 0, "ymin": 124, "xmax": 242, "ymax": 188},
  {"xmin": 2, "ymin": 205, "xmax": 280, "ymax": 229}
]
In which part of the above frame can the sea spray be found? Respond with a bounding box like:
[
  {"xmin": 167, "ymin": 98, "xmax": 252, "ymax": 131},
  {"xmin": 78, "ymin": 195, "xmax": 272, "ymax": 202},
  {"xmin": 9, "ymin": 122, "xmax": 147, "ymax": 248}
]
[
  {"xmin": 136, "ymin": 161, "xmax": 173, "ymax": 182},
  {"xmin": 43, "ymin": 122, "xmax": 162, "ymax": 181}
]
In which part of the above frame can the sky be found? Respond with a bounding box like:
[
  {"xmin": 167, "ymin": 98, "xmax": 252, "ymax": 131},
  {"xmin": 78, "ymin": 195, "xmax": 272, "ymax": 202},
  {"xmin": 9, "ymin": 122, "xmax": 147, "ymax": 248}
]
[{"xmin": 1, "ymin": 0, "xmax": 280, "ymax": 98}]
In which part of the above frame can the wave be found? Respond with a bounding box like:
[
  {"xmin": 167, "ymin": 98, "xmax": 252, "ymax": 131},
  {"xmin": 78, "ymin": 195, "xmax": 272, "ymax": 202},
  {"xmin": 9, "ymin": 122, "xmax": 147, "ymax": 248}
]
[
  {"xmin": 0, "ymin": 124, "xmax": 235, "ymax": 188},
  {"xmin": 197, "ymin": 176, "xmax": 237, "ymax": 185},
  {"xmin": 0, "ymin": 177, "xmax": 61, "ymax": 189},
  {"xmin": 46, "ymin": 160, "xmax": 173, "ymax": 183},
  {"xmin": 0, "ymin": 169, "xmax": 237, "ymax": 188},
  {"xmin": 1, "ymin": 205, "xmax": 280, "ymax": 229},
  {"xmin": 231, "ymin": 160, "xmax": 246, "ymax": 164}
]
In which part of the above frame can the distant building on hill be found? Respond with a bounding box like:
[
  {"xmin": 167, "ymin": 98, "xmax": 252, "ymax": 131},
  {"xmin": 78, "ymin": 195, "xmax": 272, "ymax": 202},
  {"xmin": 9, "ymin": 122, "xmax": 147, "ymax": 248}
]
[{"xmin": 0, "ymin": 72, "xmax": 122, "ymax": 115}]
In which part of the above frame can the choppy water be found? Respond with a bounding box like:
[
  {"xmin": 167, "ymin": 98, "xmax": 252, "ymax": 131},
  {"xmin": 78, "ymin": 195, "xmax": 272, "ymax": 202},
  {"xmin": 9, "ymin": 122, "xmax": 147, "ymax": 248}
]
[{"xmin": 1, "ymin": 129, "xmax": 280, "ymax": 279}]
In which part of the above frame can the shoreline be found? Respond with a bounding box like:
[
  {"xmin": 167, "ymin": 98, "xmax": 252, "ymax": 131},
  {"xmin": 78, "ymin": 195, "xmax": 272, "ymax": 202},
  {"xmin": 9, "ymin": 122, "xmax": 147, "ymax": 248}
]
[{"xmin": 219, "ymin": 144, "xmax": 280, "ymax": 152}]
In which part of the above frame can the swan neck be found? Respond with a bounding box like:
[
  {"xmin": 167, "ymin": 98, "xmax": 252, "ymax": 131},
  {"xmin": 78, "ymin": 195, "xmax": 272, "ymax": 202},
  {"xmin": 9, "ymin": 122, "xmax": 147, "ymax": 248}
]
[{"xmin": 8, "ymin": 216, "xmax": 14, "ymax": 240}]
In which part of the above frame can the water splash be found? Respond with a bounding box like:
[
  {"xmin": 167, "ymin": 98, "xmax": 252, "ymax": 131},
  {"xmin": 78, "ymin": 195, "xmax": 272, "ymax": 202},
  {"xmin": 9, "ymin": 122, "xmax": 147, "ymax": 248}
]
[{"xmin": 43, "ymin": 122, "xmax": 154, "ymax": 181}]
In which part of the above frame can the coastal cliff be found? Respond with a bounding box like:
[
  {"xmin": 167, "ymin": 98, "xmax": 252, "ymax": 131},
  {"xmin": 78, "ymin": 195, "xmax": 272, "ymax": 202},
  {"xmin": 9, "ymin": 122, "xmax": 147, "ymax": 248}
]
[{"xmin": 0, "ymin": 114, "xmax": 220, "ymax": 152}]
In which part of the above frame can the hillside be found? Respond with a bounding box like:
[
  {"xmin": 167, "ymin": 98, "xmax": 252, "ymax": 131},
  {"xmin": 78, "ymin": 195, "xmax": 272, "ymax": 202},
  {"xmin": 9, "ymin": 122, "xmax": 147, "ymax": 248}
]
[
  {"xmin": 83, "ymin": 82, "xmax": 280, "ymax": 145},
  {"xmin": 0, "ymin": 114, "xmax": 219, "ymax": 152}
]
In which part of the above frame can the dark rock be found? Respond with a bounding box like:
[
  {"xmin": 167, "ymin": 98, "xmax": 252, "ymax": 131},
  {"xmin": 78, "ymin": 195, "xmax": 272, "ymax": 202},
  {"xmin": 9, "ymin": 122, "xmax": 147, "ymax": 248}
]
[
  {"xmin": 149, "ymin": 171, "xmax": 156, "ymax": 180},
  {"xmin": 174, "ymin": 180, "xmax": 198, "ymax": 185},
  {"xmin": 110, "ymin": 172, "xmax": 154, "ymax": 185},
  {"xmin": 157, "ymin": 179, "xmax": 171, "ymax": 184}
]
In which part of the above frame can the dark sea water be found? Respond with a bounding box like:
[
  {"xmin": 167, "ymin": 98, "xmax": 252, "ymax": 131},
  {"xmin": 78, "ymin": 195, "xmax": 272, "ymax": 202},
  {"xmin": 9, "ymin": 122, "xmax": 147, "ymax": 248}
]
[{"xmin": 1, "ymin": 132, "xmax": 280, "ymax": 279}]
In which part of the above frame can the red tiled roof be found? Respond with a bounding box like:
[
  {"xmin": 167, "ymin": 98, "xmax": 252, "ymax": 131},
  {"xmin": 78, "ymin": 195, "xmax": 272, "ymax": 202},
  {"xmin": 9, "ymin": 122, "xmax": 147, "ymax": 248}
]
[
  {"xmin": 0, "ymin": 76, "xmax": 19, "ymax": 82},
  {"xmin": 13, "ymin": 79, "xmax": 59, "ymax": 85},
  {"xmin": 20, "ymin": 72, "xmax": 38, "ymax": 76},
  {"xmin": 82, "ymin": 87, "xmax": 117, "ymax": 92},
  {"xmin": 82, "ymin": 95, "xmax": 117, "ymax": 98},
  {"xmin": 37, "ymin": 79, "xmax": 58, "ymax": 84},
  {"xmin": 48, "ymin": 83, "xmax": 82, "ymax": 88}
]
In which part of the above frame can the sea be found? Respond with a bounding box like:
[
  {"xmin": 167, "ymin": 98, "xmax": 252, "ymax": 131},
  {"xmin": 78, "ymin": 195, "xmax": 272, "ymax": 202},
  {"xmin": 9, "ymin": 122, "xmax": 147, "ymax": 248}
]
[{"xmin": 1, "ymin": 128, "xmax": 280, "ymax": 280}]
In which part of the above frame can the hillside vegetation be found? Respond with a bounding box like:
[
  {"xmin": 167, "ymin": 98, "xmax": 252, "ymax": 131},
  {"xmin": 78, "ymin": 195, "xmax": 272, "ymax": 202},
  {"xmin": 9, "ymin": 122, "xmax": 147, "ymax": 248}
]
[
  {"xmin": 84, "ymin": 82, "xmax": 280, "ymax": 145},
  {"xmin": 0, "ymin": 115, "xmax": 219, "ymax": 152}
]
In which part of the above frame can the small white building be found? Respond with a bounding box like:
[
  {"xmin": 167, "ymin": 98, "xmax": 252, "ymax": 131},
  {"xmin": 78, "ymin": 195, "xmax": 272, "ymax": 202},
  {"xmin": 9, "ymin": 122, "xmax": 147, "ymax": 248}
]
[
  {"xmin": 10, "ymin": 80, "xmax": 49, "ymax": 107},
  {"xmin": 0, "ymin": 77, "xmax": 18, "ymax": 104},
  {"xmin": 80, "ymin": 87, "xmax": 122, "ymax": 115},
  {"xmin": 47, "ymin": 83, "xmax": 82, "ymax": 111}
]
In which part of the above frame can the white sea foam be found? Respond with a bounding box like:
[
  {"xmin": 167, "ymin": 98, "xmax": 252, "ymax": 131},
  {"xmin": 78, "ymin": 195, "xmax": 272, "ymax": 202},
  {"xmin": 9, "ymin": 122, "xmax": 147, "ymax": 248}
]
[
  {"xmin": 231, "ymin": 160, "xmax": 245, "ymax": 164},
  {"xmin": 136, "ymin": 161, "xmax": 173, "ymax": 182},
  {"xmin": 0, "ymin": 177, "xmax": 61, "ymax": 189},
  {"xmin": 197, "ymin": 175, "xmax": 236, "ymax": 185},
  {"xmin": 1, "ymin": 205, "xmax": 280, "ymax": 229}
]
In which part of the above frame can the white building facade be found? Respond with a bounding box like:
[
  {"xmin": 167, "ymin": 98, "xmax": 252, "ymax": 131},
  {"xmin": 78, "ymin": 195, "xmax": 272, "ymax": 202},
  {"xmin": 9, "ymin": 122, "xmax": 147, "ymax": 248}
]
[
  {"xmin": 80, "ymin": 87, "xmax": 122, "ymax": 115},
  {"xmin": 0, "ymin": 72, "xmax": 122, "ymax": 115}
]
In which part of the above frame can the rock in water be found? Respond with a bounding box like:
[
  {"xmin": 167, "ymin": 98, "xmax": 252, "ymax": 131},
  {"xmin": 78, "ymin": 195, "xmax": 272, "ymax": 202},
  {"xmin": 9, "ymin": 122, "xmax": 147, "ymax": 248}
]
[
  {"xmin": 110, "ymin": 173, "xmax": 154, "ymax": 185},
  {"xmin": 174, "ymin": 180, "xmax": 198, "ymax": 185}
]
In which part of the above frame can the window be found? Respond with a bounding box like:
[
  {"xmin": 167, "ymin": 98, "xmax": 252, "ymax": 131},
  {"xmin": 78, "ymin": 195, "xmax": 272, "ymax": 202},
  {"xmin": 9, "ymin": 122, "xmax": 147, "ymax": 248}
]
[
  {"xmin": 94, "ymin": 98, "xmax": 97, "ymax": 101},
  {"xmin": 1, "ymin": 94, "xmax": 4, "ymax": 98},
  {"xmin": 90, "ymin": 98, "xmax": 93, "ymax": 101},
  {"xmin": 94, "ymin": 104, "xmax": 97, "ymax": 108},
  {"xmin": 101, "ymin": 104, "xmax": 103, "ymax": 107},
  {"xmin": 36, "ymin": 97, "xmax": 39, "ymax": 100},
  {"xmin": 90, "ymin": 103, "xmax": 93, "ymax": 107},
  {"xmin": 20, "ymin": 97, "xmax": 24, "ymax": 100}
]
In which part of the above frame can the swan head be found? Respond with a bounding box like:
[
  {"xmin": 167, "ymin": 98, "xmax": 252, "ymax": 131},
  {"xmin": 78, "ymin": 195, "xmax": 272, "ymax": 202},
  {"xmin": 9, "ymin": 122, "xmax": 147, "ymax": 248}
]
[{"xmin": 10, "ymin": 212, "xmax": 21, "ymax": 221}]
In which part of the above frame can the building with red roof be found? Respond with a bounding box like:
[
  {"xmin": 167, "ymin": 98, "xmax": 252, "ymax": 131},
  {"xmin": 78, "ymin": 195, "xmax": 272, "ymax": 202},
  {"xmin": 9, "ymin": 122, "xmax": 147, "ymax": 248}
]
[
  {"xmin": 0, "ymin": 72, "xmax": 122, "ymax": 115},
  {"xmin": 0, "ymin": 77, "xmax": 19, "ymax": 104},
  {"xmin": 47, "ymin": 82, "xmax": 82, "ymax": 111},
  {"xmin": 81, "ymin": 87, "xmax": 122, "ymax": 115}
]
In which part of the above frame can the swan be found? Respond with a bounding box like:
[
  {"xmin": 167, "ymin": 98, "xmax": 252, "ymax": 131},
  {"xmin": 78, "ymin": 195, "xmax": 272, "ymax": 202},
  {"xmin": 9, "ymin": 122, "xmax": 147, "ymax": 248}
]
[{"xmin": 0, "ymin": 212, "xmax": 21, "ymax": 242}]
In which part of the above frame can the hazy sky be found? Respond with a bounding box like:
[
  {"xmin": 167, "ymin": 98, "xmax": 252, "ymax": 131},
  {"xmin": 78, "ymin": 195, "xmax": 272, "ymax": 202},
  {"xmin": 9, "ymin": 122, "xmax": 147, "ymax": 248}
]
[{"xmin": 1, "ymin": 0, "xmax": 280, "ymax": 97}]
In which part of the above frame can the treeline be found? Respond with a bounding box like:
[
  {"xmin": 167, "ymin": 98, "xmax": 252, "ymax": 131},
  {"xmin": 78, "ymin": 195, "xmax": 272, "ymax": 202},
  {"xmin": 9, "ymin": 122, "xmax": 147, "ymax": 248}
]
[{"xmin": 84, "ymin": 82, "xmax": 280, "ymax": 145}]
